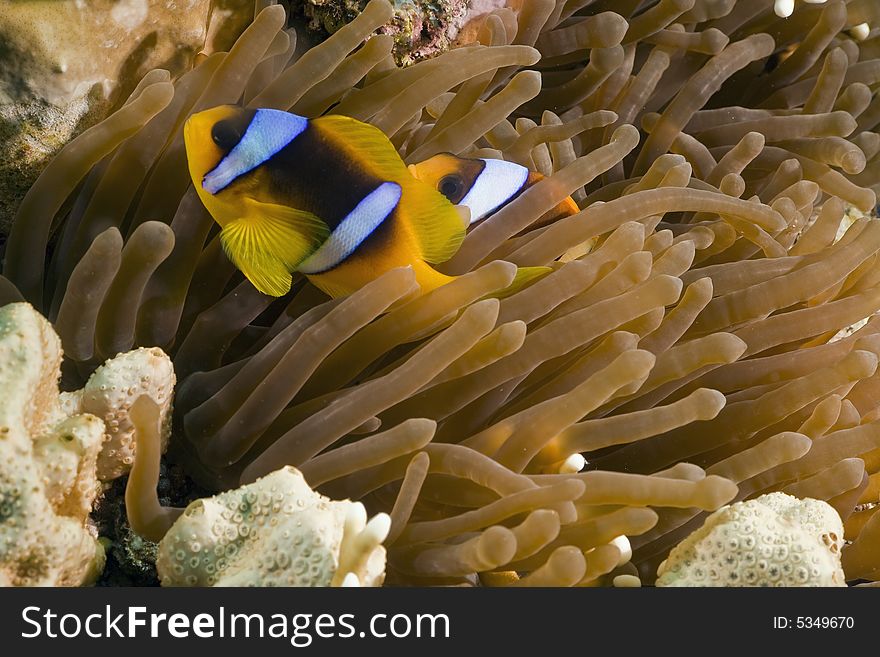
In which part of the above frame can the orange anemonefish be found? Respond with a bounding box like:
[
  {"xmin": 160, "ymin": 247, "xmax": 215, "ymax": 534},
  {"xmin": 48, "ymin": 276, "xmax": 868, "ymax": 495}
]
[
  {"xmin": 408, "ymin": 152, "xmax": 581, "ymax": 229},
  {"xmin": 184, "ymin": 105, "xmax": 549, "ymax": 298}
]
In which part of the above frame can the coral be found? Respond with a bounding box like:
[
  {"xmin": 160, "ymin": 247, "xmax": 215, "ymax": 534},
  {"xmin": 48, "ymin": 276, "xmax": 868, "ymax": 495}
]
[
  {"xmin": 206, "ymin": 1, "xmax": 268, "ymax": 56},
  {"xmin": 0, "ymin": 302, "xmax": 104, "ymax": 586},
  {"xmin": 156, "ymin": 466, "xmax": 389, "ymax": 587},
  {"xmin": 292, "ymin": 0, "xmax": 471, "ymax": 65},
  {"xmin": 3, "ymin": 0, "xmax": 880, "ymax": 586},
  {"xmin": 0, "ymin": 0, "xmax": 255, "ymax": 235},
  {"xmin": 63, "ymin": 346, "xmax": 175, "ymax": 480},
  {"xmin": 0, "ymin": 302, "xmax": 177, "ymax": 584},
  {"xmin": 100, "ymin": 524, "xmax": 160, "ymax": 587},
  {"xmin": 656, "ymin": 492, "xmax": 845, "ymax": 586},
  {"xmin": 0, "ymin": 95, "xmax": 101, "ymax": 246},
  {"xmin": 93, "ymin": 457, "xmax": 209, "ymax": 586},
  {"xmin": 0, "ymin": 0, "xmax": 209, "ymax": 107}
]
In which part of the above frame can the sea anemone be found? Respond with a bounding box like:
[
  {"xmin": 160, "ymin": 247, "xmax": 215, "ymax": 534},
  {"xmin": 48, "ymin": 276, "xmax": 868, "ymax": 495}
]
[{"xmin": 2, "ymin": 0, "xmax": 880, "ymax": 586}]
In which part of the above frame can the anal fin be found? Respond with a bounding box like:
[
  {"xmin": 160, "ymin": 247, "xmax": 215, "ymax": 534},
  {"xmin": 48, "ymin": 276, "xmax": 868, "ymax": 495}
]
[{"xmin": 488, "ymin": 266, "xmax": 551, "ymax": 300}]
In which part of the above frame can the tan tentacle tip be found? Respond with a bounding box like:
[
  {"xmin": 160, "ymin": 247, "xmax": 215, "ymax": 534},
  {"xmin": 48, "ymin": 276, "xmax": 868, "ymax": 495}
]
[
  {"xmin": 610, "ymin": 535, "xmax": 632, "ymax": 567},
  {"xmin": 851, "ymin": 23, "xmax": 870, "ymax": 41},
  {"xmin": 775, "ymin": 0, "xmax": 827, "ymax": 18},
  {"xmin": 340, "ymin": 573, "xmax": 361, "ymax": 587},
  {"xmin": 363, "ymin": 511, "xmax": 393, "ymax": 545},
  {"xmin": 612, "ymin": 574, "xmax": 642, "ymax": 587},
  {"xmin": 774, "ymin": 0, "xmax": 795, "ymax": 17},
  {"xmin": 559, "ymin": 453, "xmax": 586, "ymax": 474}
]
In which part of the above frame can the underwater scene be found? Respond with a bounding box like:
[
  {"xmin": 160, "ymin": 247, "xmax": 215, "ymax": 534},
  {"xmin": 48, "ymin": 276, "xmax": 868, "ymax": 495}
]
[{"xmin": 0, "ymin": 0, "xmax": 879, "ymax": 588}]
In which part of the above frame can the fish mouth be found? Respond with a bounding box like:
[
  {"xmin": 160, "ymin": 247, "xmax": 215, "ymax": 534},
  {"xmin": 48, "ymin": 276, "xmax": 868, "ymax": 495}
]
[{"xmin": 182, "ymin": 114, "xmax": 218, "ymax": 194}]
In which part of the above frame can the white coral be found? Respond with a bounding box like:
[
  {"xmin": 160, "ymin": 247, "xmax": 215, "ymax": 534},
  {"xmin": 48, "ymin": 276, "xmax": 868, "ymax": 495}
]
[
  {"xmin": 156, "ymin": 466, "xmax": 389, "ymax": 587},
  {"xmin": 0, "ymin": 302, "xmax": 177, "ymax": 585},
  {"xmin": 63, "ymin": 346, "xmax": 175, "ymax": 480},
  {"xmin": 656, "ymin": 492, "xmax": 845, "ymax": 587},
  {"xmin": 0, "ymin": 303, "xmax": 104, "ymax": 586}
]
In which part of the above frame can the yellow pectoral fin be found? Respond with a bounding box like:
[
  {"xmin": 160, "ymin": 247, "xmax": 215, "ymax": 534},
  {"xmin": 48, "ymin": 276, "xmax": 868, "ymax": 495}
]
[
  {"xmin": 220, "ymin": 200, "xmax": 329, "ymax": 297},
  {"xmin": 243, "ymin": 198, "xmax": 330, "ymax": 267},
  {"xmin": 224, "ymin": 242, "xmax": 293, "ymax": 297}
]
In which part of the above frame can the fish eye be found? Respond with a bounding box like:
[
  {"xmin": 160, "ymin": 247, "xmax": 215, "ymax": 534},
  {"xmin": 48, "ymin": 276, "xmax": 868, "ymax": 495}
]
[
  {"xmin": 211, "ymin": 120, "xmax": 242, "ymax": 151},
  {"xmin": 438, "ymin": 174, "xmax": 465, "ymax": 202}
]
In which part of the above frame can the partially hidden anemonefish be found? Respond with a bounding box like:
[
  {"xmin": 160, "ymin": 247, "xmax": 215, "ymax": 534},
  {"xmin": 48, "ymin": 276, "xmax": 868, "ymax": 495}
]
[
  {"xmin": 184, "ymin": 105, "xmax": 550, "ymax": 299},
  {"xmin": 408, "ymin": 152, "xmax": 581, "ymax": 230}
]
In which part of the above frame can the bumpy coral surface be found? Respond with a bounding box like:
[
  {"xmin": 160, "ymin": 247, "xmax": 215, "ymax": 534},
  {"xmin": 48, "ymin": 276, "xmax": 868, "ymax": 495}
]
[
  {"xmin": 63, "ymin": 346, "xmax": 175, "ymax": 480},
  {"xmin": 156, "ymin": 466, "xmax": 389, "ymax": 586},
  {"xmin": 0, "ymin": 302, "xmax": 104, "ymax": 586},
  {"xmin": 656, "ymin": 492, "xmax": 845, "ymax": 586},
  {"xmin": 0, "ymin": 97, "xmax": 97, "ymax": 245}
]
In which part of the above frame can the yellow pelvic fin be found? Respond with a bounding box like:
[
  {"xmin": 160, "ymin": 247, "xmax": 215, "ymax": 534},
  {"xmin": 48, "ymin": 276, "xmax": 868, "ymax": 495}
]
[
  {"xmin": 315, "ymin": 115, "xmax": 465, "ymax": 264},
  {"xmin": 411, "ymin": 259, "xmax": 457, "ymax": 295},
  {"xmin": 489, "ymin": 266, "xmax": 551, "ymax": 300},
  {"xmin": 221, "ymin": 199, "xmax": 329, "ymax": 297},
  {"xmin": 306, "ymin": 258, "xmax": 454, "ymax": 301}
]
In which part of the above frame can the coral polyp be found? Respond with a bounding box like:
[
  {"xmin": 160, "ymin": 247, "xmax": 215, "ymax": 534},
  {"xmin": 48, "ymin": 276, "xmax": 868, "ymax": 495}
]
[
  {"xmin": 656, "ymin": 492, "xmax": 847, "ymax": 587},
  {"xmin": 2, "ymin": 0, "xmax": 880, "ymax": 586}
]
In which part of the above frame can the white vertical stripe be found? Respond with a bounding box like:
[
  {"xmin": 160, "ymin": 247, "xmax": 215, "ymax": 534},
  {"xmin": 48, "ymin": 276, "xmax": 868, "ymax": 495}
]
[
  {"xmin": 298, "ymin": 182, "xmax": 402, "ymax": 274},
  {"xmin": 203, "ymin": 109, "xmax": 307, "ymax": 194},
  {"xmin": 459, "ymin": 158, "xmax": 530, "ymax": 224}
]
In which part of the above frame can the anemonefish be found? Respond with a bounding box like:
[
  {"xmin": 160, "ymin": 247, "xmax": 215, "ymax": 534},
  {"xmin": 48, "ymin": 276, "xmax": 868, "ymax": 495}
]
[
  {"xmin": 184, "ymin": 105, "xmax": 547, "ymax": 299},
  {"xmin": 408, "ymin": 152, "xmax": 581, "ymax": 229}
]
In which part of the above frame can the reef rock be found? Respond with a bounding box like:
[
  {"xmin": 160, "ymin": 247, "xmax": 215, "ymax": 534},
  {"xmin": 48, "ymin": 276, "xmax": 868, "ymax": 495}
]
[
  {"xmin": 63, "ymin": 347, "xmax": 175, "ymax": 481},
  {"xmin": 656, "ymin": 492, "xmax": 846, "ymax": 587},
  {"xmin": 156, "ymin": 466, "xmax": 390, "ymax": 586},
  {"xmin": 0, "ymin": 0, "xmax": 254, "ymax": 235},
  {"xmin": 292, "ymin": 0, "xmax": 471, "ymax": 65},
  {"xmin": 0, "ymin": 302, "xmax": 105, "ymax": 586}
]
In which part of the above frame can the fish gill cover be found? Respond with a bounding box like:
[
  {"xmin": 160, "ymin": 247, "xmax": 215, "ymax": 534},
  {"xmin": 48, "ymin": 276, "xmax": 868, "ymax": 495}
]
[{"xmin": 1, "ymin": 0, "xmax": 880, "ymax": 587}]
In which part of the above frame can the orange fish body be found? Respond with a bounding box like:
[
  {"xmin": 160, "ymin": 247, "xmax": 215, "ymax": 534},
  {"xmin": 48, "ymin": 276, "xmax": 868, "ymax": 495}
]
[
  {"xmin": 184, "ymin": 107, "xmax": 550, "ymax": 299},
  {"xmin": 408, "ymin": 152, "xmax": 580, "ymax": 230},
  {"xmin": 184, "ymin": 106, "xmax": 465, "ymax": 298}
]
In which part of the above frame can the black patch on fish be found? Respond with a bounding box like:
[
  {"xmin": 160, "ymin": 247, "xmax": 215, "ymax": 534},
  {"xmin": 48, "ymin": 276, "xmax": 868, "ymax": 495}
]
[
  {"xmin": 259, "ymin": 121, "xmax": 391, "ymax": 233},
  {"xmin": 231, "ymin": 118, "xmax": 414, "ymax": 272},
  {"xmin": 211, "ymin": 108, "xmax": 258, "ymax": 153}
]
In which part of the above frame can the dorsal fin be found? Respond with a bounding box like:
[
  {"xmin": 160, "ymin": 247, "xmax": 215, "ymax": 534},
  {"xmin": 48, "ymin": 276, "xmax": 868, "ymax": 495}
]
[{"xmin": 313, "ymin": 114, "xmax": 465, "ymax": 264}]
